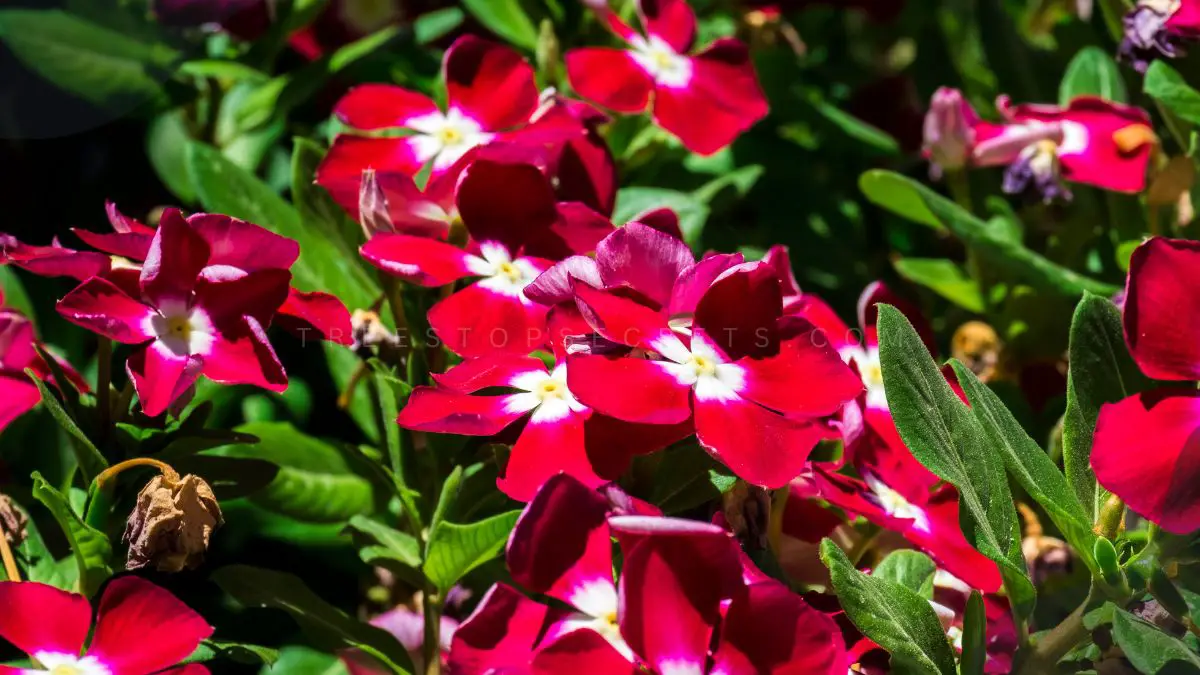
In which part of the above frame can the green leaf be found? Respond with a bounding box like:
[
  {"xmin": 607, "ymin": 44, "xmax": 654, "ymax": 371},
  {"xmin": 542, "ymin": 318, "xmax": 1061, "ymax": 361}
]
[
  {"xmin": 1145, "ymin": 61, "xmax": 1200, "ymax": 127},
  {"xmin": 0, "ymin": 267, "xmax": 34, "ymax": 320},
  {"xmin": 414, "ymin": 7, "xmax": 466, "ymax": 44},
  {"xmin": 860, "ymin": 170, "xmax": 1118, "ymax": 298},
  {"xmin": 1059, "ymin": 47, "xmax": 1128, "ymax": 105},
  {"xmin": 1062, "ymin": 293, "xmax": 1149, "ymax": 521},
  {"xmin": 259, "ymin": 646, "xmax": 348, "ymax": 675},
  {"xmin": 213, "ymin": 565, "xmax": 412, "ymax": 674},
  {"xmin": 171, "ymin": 454, "xmax": 280, "ymax": 501},
  {"xmin": 213, "ymin": 422, "xmax": 374, "ymax": 523},
  {"xmin": 872, "ymin": 550, "xmax": 937, "ymax": 598},
  {"xmin": 423, "ymin": 511, "xmax": 520, "ymax": 594},
  {"xmin": 820, "ymin": 540, "xmax": 957, "ymax": 675},
  {"xmin": 1111, "ymin": 608, "xmax": 1200, "ymax": 674},
  {"xmin": 809, "ymin": 97, "xmax": 900, "ymax": 154},
  {"xmin": 31, "ymin": 472, "xmax": 112, "ymax": 595},
  {"xmin": 188, "ymin": 640, "xmax": 280, "ymax": 667},
  {"xmin": 960, "ymin": 591, "xmax": 988, "ymax": 675},
  {"xmin": 25, "ymin": 370, "xmax": 108, "ymax": 484},
  {"xmin": 876, "ymin": 306, "xmax": 1034, "ymax": 617},
  {"xmin": 893, "ymin": 258, "xmax": 985, "ymax": 313},
  {"xmin": 344, "ymin": 515, "xmax": 422, "ymax": 569},
  {"xmin": 461, "ymin": 0, "xmax": 538, "ymax": 50},
  {"xmin": 178, "ymin": 60, "xmax": 270, "ymax": 83},
  {"xmin": 614, "ymin": 188, "xmax": 711, "ymax": 248},
  {"xmin": 291, "ymin": 138, "xmax": 370, "ymax": 277},
  {"xmin": 427, "ymin": 466, "xmax": 464, "ymax": 548},
  {"xmin": 186, "ymin": 140, "xmax": 378, "ymax": 311},
  {"xmin": 147, "ymin": 110, "xmax": 198, "ymax": 204},
  {"xmin": 949, "ymin": 362, "xmax": 1099, "ymax": 574},
  {"xmin": 0, "ymin": 9, "xmax": 177, "ymax": 111}
]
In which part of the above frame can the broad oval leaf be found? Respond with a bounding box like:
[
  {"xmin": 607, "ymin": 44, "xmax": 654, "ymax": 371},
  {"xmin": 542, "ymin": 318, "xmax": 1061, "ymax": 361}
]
[
  {"xmin": 893, "ymin": 258, "xmax": 985, "ymax": 313},
  {"xmin": 461, "ymin": 0, "xmax": 539, "ymax": 50},
  {"xmin": 1145, "ymin": 61, "xmax": 1200, "ymax": 126},
  {"xmin": 423, "ymin": 510, "xmax": 521, "ymax": 594},
  {"xmin": 1059, "ymin": 47, "xmax": 1128, "ymax": 104},
  {"xmin": 1112, "ymin": 608, "xmax": 1200, "ymax": 674},
  {"xmin": 872, "ymin": 550, "xmax": 937, "ymax": 599}
]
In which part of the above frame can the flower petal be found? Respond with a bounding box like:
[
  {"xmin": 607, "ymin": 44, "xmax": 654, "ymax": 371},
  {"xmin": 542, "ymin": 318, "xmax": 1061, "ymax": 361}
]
[
  {"xmin": 694, "ymin": 393, "xmax": 826, "ymax": 488},
  {"xmin": 637, "ymin": 0, "xmax": 697, "ymax": 52},
  {"xmin": 567, "ymin": 354, "xmax": 693, "ymax": 425},
  {"xmin": 140, "ymin": 208, "xmax": 211, "ymax": 306},
  {"xmin": 694, "ymin": 261, "xmax": 782, "ymax": 360},
  {"xmin": 194, "ymin": 269, "xmax": 292, "ymax": 328},
  {"xmin": 1093, "ymin": 389, "xmax": 1200, "ymax": 534},
  {"xmin": 433, "ymin": 355, "xmax": 549, "ymax": 393},
  {"xmin": 909, "ymin": 487, "xmax": 1004, "ymax": 592},
  {"xmin": 573, "ymin": 283, "xmax": 676, "ymax": 352},
  {"xmin": 1, "ymin": 236, "xmax": 112, "ymax": 281},
  {"xmin": 361, "ymin": 233, "xmax": 480, "ymax": 287},
  {"xmin": 0, "ymin": 581, "xmax": 91, "ymax": 659},
  {"xmin": 397, "ymin": 387, "xmax": 534, "ymax": 436},
  {"xmin": 127, "ymin": 343, "xmax": 204, "ymax": 418},
  {"xmin": 532, "ymin": 629, "xmax": 637, "ymax": 674},
  {"xmin": 56, "ymin": 277, "xmax": 155, "ymax": 345},
  {"xmin": 501, "ymin": 410, "xmax": 604, "ymax": 501},
  {"xmin": 566, "ymin": 48, "xmax": 655, "ymax": 114},
  {"xmin": 525, "ymin": 256, "xmax": 603, "ymax": 306},
  {"xmin": 275, "ymin": 288, "xmax": 354, "ymax": 346},
  {"xmin": 549, "ymin": 202, "xmax": 616, "ymax": 258},
  {"xmin": 734, "ymin": 326, "xmax": 862, "ymax": 418},
  {"xmin": 666, "ymin": 252, "xmax": 745, "ymax": 318},
  {"xmin": 447, "ymin": 583, "xmax": 554, "ymax": 675},
  {"xmin": 456, "ymin": 157, "xmax": 559, "ymax": 258},
  {"xmin": 1123, "ymin": 237, "xmax": 1200, "ymax": 381},
  {"xmin": 316, "ymin": 136, "xmax": 428, "ymax": 216},
  {"xmin": 711, "ymin": 581, "xmax": 847, "ymax": 675},
  {"xmin": 428, "ymin": 282, "xmax": 550, "ymax": 357},
  {"xmin": 444, "ymin": 36, "xmax": 539, "ymax": 130},
  {"xmin": 189, "ymin": 213, "xmax": 300, "ymax": 273},
  {"xmin": 201, "ymin": 316, "xmax": 288, "ymax": 393},
  {"xmin": 88, "ymin": 576, "xmax": 213, "ymax": 675},
  {"xmin": 72, "ymin": 227, "xmax": 153, "ymax": 261},
  {"xmin": 0, "ymin": 375, "xmax": 40, "ymax": 432},
  {"xmin": 595, "ymin": 222, "xmax": 695, "ymax": 308},
  {"xmin": 335, "ymin": 84, "xmax": 440, "ymax": 130}
]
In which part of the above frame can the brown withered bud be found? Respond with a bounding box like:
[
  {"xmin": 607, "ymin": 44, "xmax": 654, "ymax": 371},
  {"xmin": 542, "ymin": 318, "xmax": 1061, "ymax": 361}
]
[
  {"xmin": 124, "ymin": 473, "xmax": 223, "ymax": 573},
  {"xmin": 722, "ymin": 483, "xmax": 771, "ymax": 550},
  {"xmin": 951, "ymin": 321, "xmax": 1001, "ymax": 382},
  {"xmin": 351, "ymin": 309, "xmax": 401, "ymax": 352},
  {"xmin": 0, "ymin": 493, "xmax": 28, "ymax": 545}
]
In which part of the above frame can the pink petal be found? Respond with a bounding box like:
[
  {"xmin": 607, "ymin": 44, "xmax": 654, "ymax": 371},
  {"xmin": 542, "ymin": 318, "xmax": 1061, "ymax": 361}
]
[
  {"xmin": 445, "ymin": 36, "xmax": 539, "ymax": 131},
  {"xmin": 637, "ymin": 0, "xmax": 697, "ymax": 52},
  {"xmin": 525, "ymin": 256, "xmax": 603, "ymax": 306},
  {"xmin": 316, "ymin": 136, "xmax": 426, "ymax": 216},
  {"xmin": 1124, "ymin": 237, "xmax": 1200, "ymax": 381},
  {"xmin": 734, "ymin": 327, "xmax": 862, "ymax": 417},
  {"xmin": 369, "ymin": 170, "xmax": 458, "ymax": 239},
  {"xmin": 275, "ymin": 288, "xmax": 354, "ymax": 346},
  {"xmin": 140, "ymin": 209, "xmax": 211, "ymax": 306},
  {"xmin": 433, "ymin": 355, "xmax": 549, "ymax": 393},
  {"xmin": 361, "ymin": 233, "xmax": 479, "ymax": 287},
  {"xmin": 0, "ymin": 311, "xmax": 37, "ymax": 373},
  {"xmin": 508, "ymin": 474, "xmax": 617, "ymax": 611},
  {"xmin": 693, "ymin": 261, "xmax": 782, "ymax": 360},
  {"xmin": 573, "ymin": 283, "xmax": 674, "ymax": 351},
  {"xmin": 855, "ymin": 411, "xmax": 942, "ymax": 498},
  {"xmin": 652, "ymin": 39, "xmax": 768, "ymax": 155},
  {"xmin": 583, "ymin": 414, "xmax": 693, "ymax": 478},
  {"xmin": 1093, "ymin": 389, "xmax": 1200, "ymax": 534},
  {"xmin": 56, "ymin": 277, "xmax": 155, "ymax": 345},
  {"xmin": 189, "ymin": 213, "xmax": 300, "ymax": 273},
  {"xmin": 335, "ymin": 84, "xmax": 439, "ymax": 130},
  {"xmin": 761, "ymin": 245, "xmax": 802, "ymax": 299},
  {"xmin": 789, "ymin": 293, "xmax": 855, "ymax": 348},
  {"xmin": 551, "ymin": 126, "xmax": 619, "ymax": 217},
  {"xmin": 88, "ymin": 576, "xmax": 213, "ymax": 675},
  {"xmin": 567, "ymin": 354, "xmax": 692, "ymax": 425},
  {"xmin": 531, "ymin": 629, "xmax": 636, "ymax": 674},
  {"xmin": 127, "ymin": 343, "xmax": 204, "ymax": 418},
  {"xmin": 201, "ymin": 317, "xmax": 288, "ymax": 393},
  {"xmin": 566, "ymin": 48, "xmax": 655, "ymax": 114},
  {"xmin": 456, "ymin": 158, "xmax": 559, "ymax": 258},
  {"xmin": 0, "ymin": 375, "xmax": 40, "ymax": 432},
  {"xmin": 397, "ymin": 387, "xmax": 533, "ymax": 436},
  {"xmin": 1, "ymin": 238, "xmax": 112, "ymax": 281},
  {"xmin": 666, "ymin": 252, "xmax": 745, "ymax": 318},
  {"xmin": 156, "ymin": 667, "xmax": 210, "ymax": 675},
  {"xmin": 809, "ymin": 468, "xmax": 911, "ymax": 534},
  {"xmin": 193, "ymin": 269, "xmax": 292, "ymax": 327},
  {"xmin": 502, "ymin": 411, "xmax": 607, "ymax": 502},
  {"xmin": 105, "ymin": 201, "xmax": 155, "ymax": 235},
  {"xmin": 72, "ymin": 228, "xmax": 153, "ymax": 261},
  {"xmin": 0, "ymin": 581, "xmax": 91, "ymax": 659},
  {"xmin": 857, "ymin": 281, "xmax": 934, "ymax": 351},
  {"xmin": 549, "ymin": 202, "xmax": 615, "ymax": 257},
  {"xmin": 712, "ymin": 581, "xmax": 847, "ymax": 675},
  {"xmin": 447, "ymin": 583, "xmax": 553, "ymax": 675},
  {"xmin": 428, "ymin": 283, "xmax": 550, "ymax": 357},
  {"xmin": 595, "ymin": 222, "xmax": 695, "ymax": 308},
  {"xmin": 694, "ymin": 394, "xmax": 826, "ymax": 488},
  {"xmin": 631, "ymin": 207, "xmax": 684, "ymax": 240}
]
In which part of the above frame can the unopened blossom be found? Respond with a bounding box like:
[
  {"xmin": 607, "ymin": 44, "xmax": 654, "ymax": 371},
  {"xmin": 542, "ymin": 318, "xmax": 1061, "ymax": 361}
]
[
  {"xmin": 124, "ymin": 473, "xmax": 224, "ymax": 573},
  {"xmin": 566, "ymin": 0, "xmax": 769, "ymax": 154},
  {"xmin": 1120, "ymin": 0, "xmax": 1200, "ymax": 72},
  {"xmin": 922, "ymin": 87, "xmax": 978, "ymax": 179},
  {"xmin": 0, "ymin": 577, "xmax": 212, "ymax": 675}
]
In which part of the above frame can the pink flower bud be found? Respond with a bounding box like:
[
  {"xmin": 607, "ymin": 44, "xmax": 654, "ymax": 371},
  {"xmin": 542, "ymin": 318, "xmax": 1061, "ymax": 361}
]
[{"xmin": 922, "ymin": 87, "xmax": 978, "ymax": 178}]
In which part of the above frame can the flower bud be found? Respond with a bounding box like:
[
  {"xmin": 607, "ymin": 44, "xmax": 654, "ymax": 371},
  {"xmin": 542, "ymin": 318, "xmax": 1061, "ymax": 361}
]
[
  {"xmin": 0, "ymin": 493, "xmax": 28, "ymax": 546},
  {"xmin": 922, "ymin": 87, "xmax": 977, "ymax": 179},
  {"xmin": 124, "ymin": 473, "xmax": 223, "ymax": 573}
]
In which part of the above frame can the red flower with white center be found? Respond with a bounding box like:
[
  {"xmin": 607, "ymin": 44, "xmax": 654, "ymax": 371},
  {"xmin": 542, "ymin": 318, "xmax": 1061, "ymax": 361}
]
[
  {"xmin": 0, "ymin": 292, "xmax": 88, "ymax": 433},
  {"xmin": 0, "ymin": 577, "xmax": 211, "ymax": 675},
  {"xmin": 56, "ymin": 211, "xmax": 293, "ymax": 417},
  {"xmin": 565, "ymin": 0, "xmax": 769, "ymax": 155},
  {"xmin": 449, "ymin": 475, "xmax": 847, "ymax": 675},
  {"xmin": 398, "ymin": 356, "xmax": 687, "ymax": 500},
  {"xmin": 566, "ymin": 261, "xmax": 861, "ymax": 488},
  {"xmin": 1091, "ymin": 237, "xmax": 1200, "ymax": 534},
  {"xmin": 316, "ymin": 36, "xmax": 538, "ymax": 193},
  {"xmin": 1120, "ymin": 0, "xmax": 1200, "ymax": 72}
]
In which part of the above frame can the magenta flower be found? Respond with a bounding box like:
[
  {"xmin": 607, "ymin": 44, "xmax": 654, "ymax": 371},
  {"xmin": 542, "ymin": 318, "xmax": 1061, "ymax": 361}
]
[
  {"xmin": 0, "ymin": 294, "xmax": 88, "ymax": 433},
  {"xmin": 1092, "ymin": 237, "xmax": 1200, "ymax": 534},
  {"xmin": 565, "ymin": 0, "xmax": 769, "ymax": 155},
  {"xmin": 0, "ymin": 577, "xmax": 211, "ymax": 675},
  {"xmin": 448, "ymin": 474, "xmax": 847, "ymax": 674},
  {"xmin": 1120, "ymin": 0, "xmax": 1200, "ymax": 72},
  {"xmin": 56, "ymin": 210, "xmax": 295, "ymax": 417},
  {"xmin": 922, "ymin": 87, "xmax": 978, "ymax": 179}
]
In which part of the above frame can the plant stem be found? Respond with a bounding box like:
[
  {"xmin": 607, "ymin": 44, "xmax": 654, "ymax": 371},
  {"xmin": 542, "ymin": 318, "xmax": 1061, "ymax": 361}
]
[
  {"xmin": 338, "ymin": 361, "xmax": 369, "ymax": 410},
  {"xmin": 423, "ymin": 590, "xmax": 441, "ymax": 675},
  {"xmin": 1015, "ymin": 590, "xmax": 1094, "ymax": 675},
  {"xmin": 94, "ymin": 457, "xmax": 180, "ymax": 490},
  {"xmin": 0, "ymin": 529, "xmax": 19, "ymax": 582},
  {"xmin": 96, "ymin": 338, "xmax": 112, "ymax": 437}
]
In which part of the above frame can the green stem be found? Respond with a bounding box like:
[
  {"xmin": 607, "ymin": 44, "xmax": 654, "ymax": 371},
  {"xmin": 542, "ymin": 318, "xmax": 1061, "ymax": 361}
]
[
  {"xmin": 423, "ymin": 590, "xmax": 442, "ymax": 675},
  {"xmin": 1015, "ymin": 589, "xmax": 1095, "ymax": 675}
]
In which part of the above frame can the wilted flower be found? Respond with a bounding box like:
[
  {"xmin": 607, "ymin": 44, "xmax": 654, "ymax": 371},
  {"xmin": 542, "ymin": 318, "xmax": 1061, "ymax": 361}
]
[
  {"xmin": 0, "ymin": 577, "xmax": 212, "ymax": 674},
  {"xmin": 922, "ymin": 87, "xmax": 978, "ymax": 179},
  {"xmin": 124, "ymin": 472, "xmax": 223, "ymax": 573},
  {"xmin": 0, "ymin": 493, "xmax": 27, "ymax": 546}
]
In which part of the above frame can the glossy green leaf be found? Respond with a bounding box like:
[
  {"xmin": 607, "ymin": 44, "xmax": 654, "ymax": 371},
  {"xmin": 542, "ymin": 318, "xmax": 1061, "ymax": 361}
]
[
  {"xmin": 1145, "ymin": 61, "xmax": 1200, "ymax": 126},
  {"xmin": 614, "ymin": 187, "xmax": 710, "ymax": 248},
  {"xmin": 860, "ymin": 170, "xmax": 1118, "ymax": 298},
  {"xmin": 872, "ymin": 550, "xmax": 937, "ymax": 599},
  {"xmin": 960, "ymin": 592, "xmax": 988, "ymax": 675},
  {"xmin": 25, "ymin": 370, "xmax": 107, "ymax": 484},
  {"xmin": 950, "ymin": 361, "xmax": 1098, "ymax": 573},
  {"xmin": 1062, "ymin": 293, "xmax": 1149, "ymax": 521},
  {"xmin": 424, "ymin": 510, "xmax": 521, "ymax": 594},
  {"xmin": 213, "ymin": 565, "xmax": 413, "ymax": 674},
  {"xmin": 820, "ymin": 540, "xmax": 957, "ymax": 675},
  {"xmin": 414, "ymin": 7, "xmax": 466, "ymax": 44},
  {"xmin": 146, "ymin": 111, "xmax": 198, "ymax": 204},
  {"xmin": 213, "ymin": 422, "xmax": 374, "ymax": 523},
  {"xmin": 1111, "ymin": 608, "xmax": 1200, "ymax": 673},
  {"xmin": 345, "ymin": 515, "xmax": 422, "ymax": 569},
  {"xmin": 1059, "ymin": 47, "xmax": 1127, "ymax": 104},
  {"xmin": 258, "ymin": 646, "xmax": 348, "ymax": 675},
  {"xmin": 876, "ymin": 306, "xmax": 1034, "ymax": 617},
  {"xmin": 461, "ymin": 0, "xmax": 538, "ymax": 50},
  {"xmin": 31, "ymin": 472, "xmax": 112, "ymax": 595},
  {"xmin": 893, "ymin": 258, "xmax": 985, "ymax": 313}
]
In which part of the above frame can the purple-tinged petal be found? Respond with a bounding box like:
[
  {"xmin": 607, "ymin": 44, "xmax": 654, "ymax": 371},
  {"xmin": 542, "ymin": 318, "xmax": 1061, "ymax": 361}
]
[
  {"xmin": 595, "ymin": 222, "xmax": 694, "ymax": 308},
  {"xmin": 193, "ymin": 269, "xmax": 291, "ymax": 328},
  {"xmin": 525, "ymin": 256, "xmax": 603, "ymax": 306},
  {"xmin": 56, "ymin": 277, "xmax": 155, "ymax": 345},
  {"xmin": 549, "ymin": 202, "xmax": 615, "ymax": 257},
  {"xmin": 572, "ymin": 283, "xmax": 675, "ymax": 352},
  {"xmin": 457, "ymin": 158, "xmax": 559, "ymax": 258},
  {"xmin": 397, "ymin": 387, "xmax": 534, "ymax": 436},
  {"xmin": 140, "ymin": 209, "xmax": 211, "ymax": 306}
]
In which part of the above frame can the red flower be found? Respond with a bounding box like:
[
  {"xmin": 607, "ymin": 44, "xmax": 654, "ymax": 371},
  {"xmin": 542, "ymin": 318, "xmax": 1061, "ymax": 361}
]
[
  {"xmin": 56, "ymin": 211, "xmax": 295, "ymax": 417},
  {"xmin": 448, "ymin": 475, "xmax": 847, "ymax": 674},
  {"xmin": 0, "ymin": 577, "xmax": 211, "ymax": 675},
  {"xmin": 0, "ymin": 292, "xmax": 88, "ymax": 433},
  {"xmin": 566, "ymin": 0, "xmax": 769, "ymax": 155},
  {"xmin": 1092, "ymin": 237, "xmax": 1200, "ymax": 534}
]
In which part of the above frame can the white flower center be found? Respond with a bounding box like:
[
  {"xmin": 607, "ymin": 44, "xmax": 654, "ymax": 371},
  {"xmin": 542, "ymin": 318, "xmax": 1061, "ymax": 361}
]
[
  {"xmin": 405, "ymin": 108, "xmax": 493, "ymax": 171},
  {"xmin": 628, "ymin": 35, "xmax": 693, "ymax": 88},
  {"xmin": 842, "ymin": 345, "xmax": 887, "ymax": 410},
  {"xmin": 468, "ymin": 242, "xmax": 539, "ymax": 300},
  {"xmin": 32, "ymin": 653, "xmax": 111, "ymax": 675},
  {"xmin": 145, "ymin": 299, "xmax": 215, "ymax": 357},
  {"xmin": 865, "ymin": 474, "xmax": 930, "ymax": 532},
  {"xmin": 654, "ymin": 334, "xmax": 746, "ymax": 402},
  {"xmin": 508, "ymin": 364, "xmax": 588, "ymax": 422}
]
